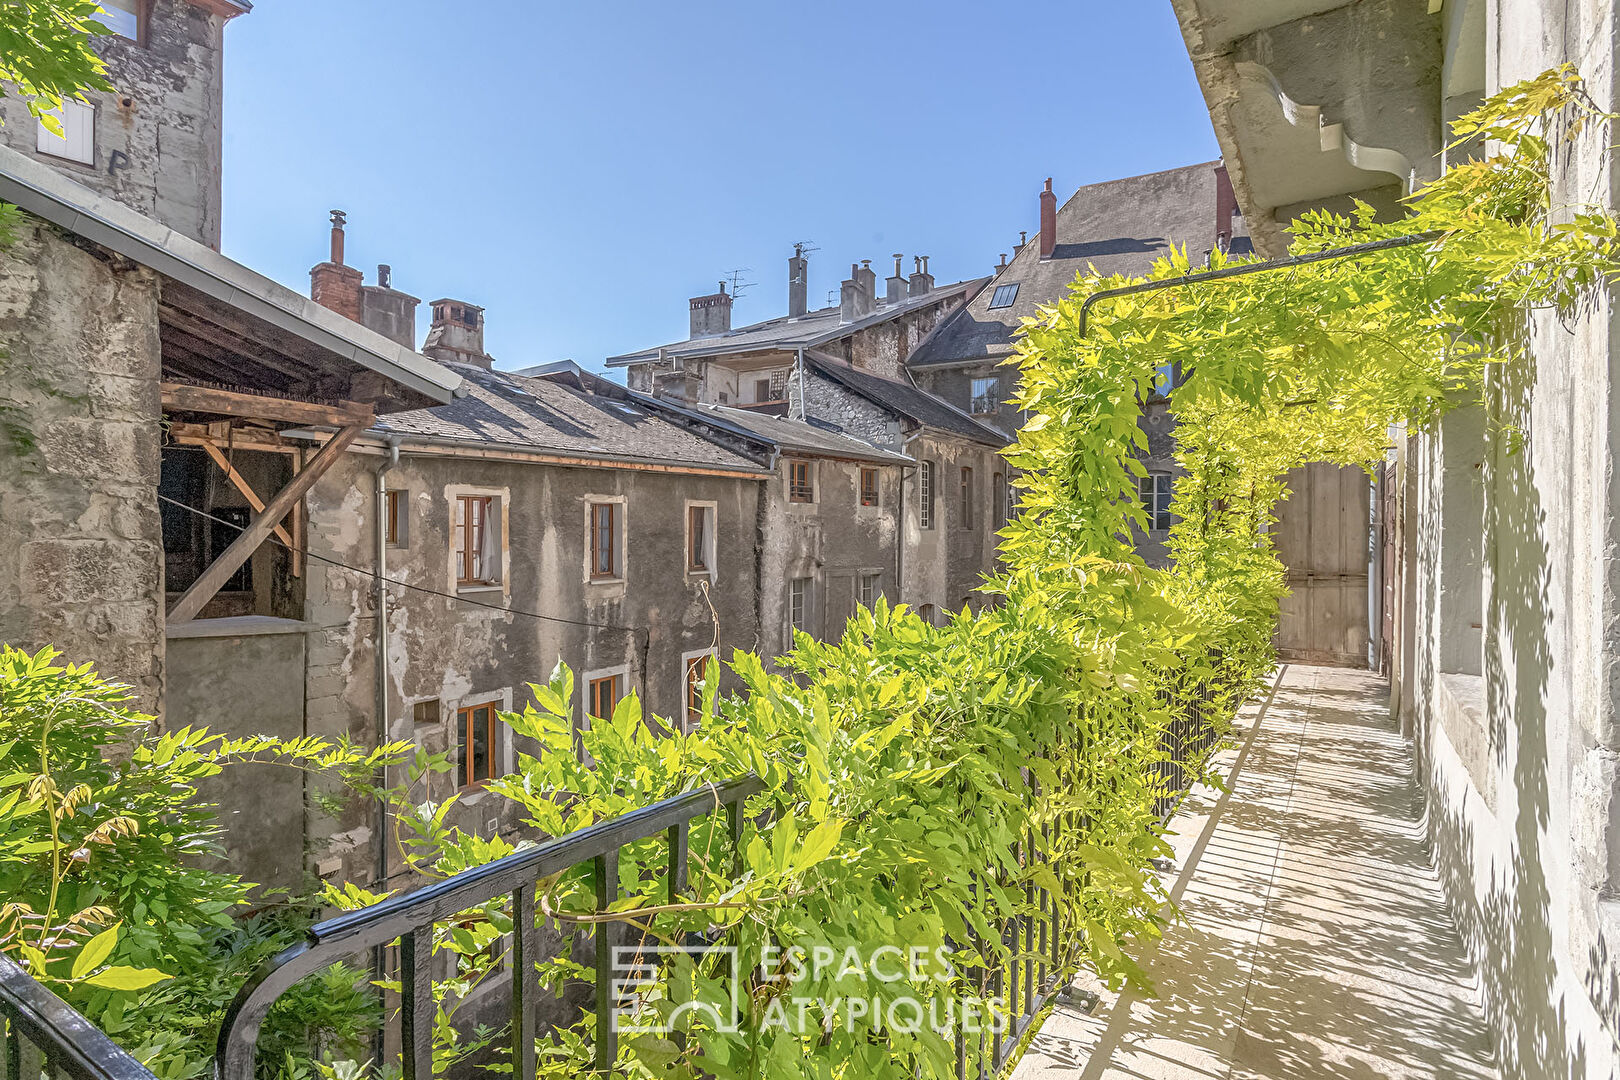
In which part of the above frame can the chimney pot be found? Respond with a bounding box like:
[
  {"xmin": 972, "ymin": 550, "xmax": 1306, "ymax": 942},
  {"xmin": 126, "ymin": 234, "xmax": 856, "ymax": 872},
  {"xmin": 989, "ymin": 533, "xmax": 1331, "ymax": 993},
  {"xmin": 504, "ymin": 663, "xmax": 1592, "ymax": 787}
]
[
  {"xmin": 1039, "ymin": 178, "xmax": 1058, "ymax": 259},
  {"xmin": 908, "ymin": 255, "xmax": 934, "ymax": 298},
  {"xmin": 329, "ymin": 209, "xmax": 348, "ymax": 265}
]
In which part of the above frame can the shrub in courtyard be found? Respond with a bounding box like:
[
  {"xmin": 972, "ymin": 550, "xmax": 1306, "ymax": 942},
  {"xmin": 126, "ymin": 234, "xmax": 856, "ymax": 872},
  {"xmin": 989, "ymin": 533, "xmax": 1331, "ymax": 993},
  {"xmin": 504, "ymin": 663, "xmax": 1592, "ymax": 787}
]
[{"xmin": 0, "ymin": 646, "xmax": 402, "ymax": 1079}]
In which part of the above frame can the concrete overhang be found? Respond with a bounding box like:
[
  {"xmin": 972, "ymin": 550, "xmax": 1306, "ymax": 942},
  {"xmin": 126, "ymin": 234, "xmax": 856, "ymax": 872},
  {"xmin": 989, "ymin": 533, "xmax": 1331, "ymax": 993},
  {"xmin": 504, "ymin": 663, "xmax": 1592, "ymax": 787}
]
[
  {"xmin": 0, "ymin": 143, "xmax": 462, "ymax": 410},
  {"xmin": 1173, "ymin": 0, "xmax": 1448, "ymax": 256}
]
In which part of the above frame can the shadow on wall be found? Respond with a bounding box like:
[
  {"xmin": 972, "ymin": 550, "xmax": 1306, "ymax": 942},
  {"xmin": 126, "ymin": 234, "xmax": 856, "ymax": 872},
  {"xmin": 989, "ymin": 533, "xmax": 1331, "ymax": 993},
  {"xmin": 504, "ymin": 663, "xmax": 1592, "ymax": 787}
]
[{"xmin": 1423, "ymin": 343, "xmax": 1590, "ymax": 1078}]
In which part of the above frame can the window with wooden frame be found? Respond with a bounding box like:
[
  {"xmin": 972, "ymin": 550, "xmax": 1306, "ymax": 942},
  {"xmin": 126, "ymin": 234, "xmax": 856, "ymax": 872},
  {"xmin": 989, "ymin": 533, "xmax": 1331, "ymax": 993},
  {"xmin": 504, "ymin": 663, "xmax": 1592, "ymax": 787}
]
[
  {"xmin": 788, "ymin": 460, "xmax": 813, "ymax": 503},
  {"xmin": 456, "ymin": 702, "xmax": 498, "ymax": 789},
  {"xmin": 687, "ymin": 504, "xmax": 715, "ymax": 574},
  {"xmin": 684, "ymin": 653, "xmax": 713, "ymax": 730},
  {"xmin": 959, "ymin": 467, "xmax": 974, "ymax": 529},
  {"xmin": 992, "ymin": 472, "xmax": 1007, "ymax": 530},
  {"xmin": 860, "ymin": 468, "xmax": 879, "ymax": 507},
  {"xmin": 754, "ymin": 377, "xmax": 773, "ymax": 402},
  {"xmin": 455, "ymin": 495, "xmax": 494, "ymax": 585},
  {"xmin": 589, "ymin": 502, "xmax": 618, "ymax": 579},
  {"xmin": 385, "ymin": 489, "xmax": 407, "ymax": 547},
  {"xmin": 588, "ymin": 674, "xmax": 622, "ymax": 722},
  {"xmin": 919, "ymin": 462, "xmax": 935, "ymax": 529}
]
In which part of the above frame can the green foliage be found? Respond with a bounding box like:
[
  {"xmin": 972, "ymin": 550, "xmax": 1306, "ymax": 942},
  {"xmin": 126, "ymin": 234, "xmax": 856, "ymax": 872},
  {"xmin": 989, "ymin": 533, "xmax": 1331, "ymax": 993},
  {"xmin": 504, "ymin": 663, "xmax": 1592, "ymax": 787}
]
[
  {"xmin": 0, "ymin": 646, "xmax": 407, "ymax": 1078},
  {"xmin": 0, "ymin": 0, "xmax": 117, "ymax": 132}
]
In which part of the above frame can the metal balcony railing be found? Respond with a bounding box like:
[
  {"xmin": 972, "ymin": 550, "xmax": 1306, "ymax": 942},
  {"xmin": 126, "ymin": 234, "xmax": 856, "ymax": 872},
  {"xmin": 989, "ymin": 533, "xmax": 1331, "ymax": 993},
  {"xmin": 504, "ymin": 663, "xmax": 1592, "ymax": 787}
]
[
  {"xmin": 0, "ymin": 956, "xmax": 157, "ymax": 1080},
  {"xmin": 1, "ymin": 682, "xmax": 1226, "ymax": 1080}
]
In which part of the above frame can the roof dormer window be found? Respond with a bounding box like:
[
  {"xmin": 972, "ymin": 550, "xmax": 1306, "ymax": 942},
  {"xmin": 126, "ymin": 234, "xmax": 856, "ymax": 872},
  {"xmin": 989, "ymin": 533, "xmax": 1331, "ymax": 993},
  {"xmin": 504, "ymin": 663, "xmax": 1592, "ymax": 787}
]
[{"xmin": 988, "ymin": 283, "xmax": 1019, "ymax": 310}]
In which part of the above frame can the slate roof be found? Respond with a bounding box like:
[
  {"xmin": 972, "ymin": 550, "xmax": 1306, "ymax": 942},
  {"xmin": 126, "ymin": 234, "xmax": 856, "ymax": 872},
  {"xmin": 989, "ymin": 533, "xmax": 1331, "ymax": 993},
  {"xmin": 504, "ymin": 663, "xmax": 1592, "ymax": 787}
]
[
  {"xmin": 676, "ymin": 404, "xmax": 914, "ymax": 464},
  {"xmin": 907, "ymin": 162, "xmax": 1252, "ymax": 368},
  {"xmin": 605, "ymin": 279, "xmax": 987, "ymax": 366},
  {"xmin": 371, "ymin": 362, "xmax": 768, "ymax": 473},
  {"xmin": 805, "ymin": 353, "xmax": 1009, "ymax": 447}
]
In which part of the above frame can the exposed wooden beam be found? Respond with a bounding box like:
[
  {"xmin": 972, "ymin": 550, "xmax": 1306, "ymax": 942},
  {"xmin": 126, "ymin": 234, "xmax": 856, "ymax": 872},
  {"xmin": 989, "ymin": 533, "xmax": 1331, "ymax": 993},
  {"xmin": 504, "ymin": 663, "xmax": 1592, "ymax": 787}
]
[
  {"xmin": 197, "ymin": 440, "xmax": 294, "ymax": 549},
  {"xmin": 169, "ymin": 422, "xmax": 299, "ymax": 454},
  {"xmin": 161, "ymin": 382, "xmax": 374, "ymax": 428},
  {"xmin": 167, "ymin": 424, "xmax": 364, "ymax": 625}
]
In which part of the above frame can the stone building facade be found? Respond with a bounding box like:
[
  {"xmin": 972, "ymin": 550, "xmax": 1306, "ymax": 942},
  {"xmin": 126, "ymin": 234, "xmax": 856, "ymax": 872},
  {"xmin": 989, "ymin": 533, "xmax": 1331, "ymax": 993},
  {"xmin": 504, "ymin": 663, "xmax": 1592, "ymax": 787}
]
[
  {"xmin": 0, "ymin": 0, "xmax": 248, "ymax": 249},
  {"xmin": 1174, "ymin": 0, "xmax": 1620, "ymax": 1073},
  {"xmin": 609, "ymin": 250, "xmax": 1010, "ymax": 619}
]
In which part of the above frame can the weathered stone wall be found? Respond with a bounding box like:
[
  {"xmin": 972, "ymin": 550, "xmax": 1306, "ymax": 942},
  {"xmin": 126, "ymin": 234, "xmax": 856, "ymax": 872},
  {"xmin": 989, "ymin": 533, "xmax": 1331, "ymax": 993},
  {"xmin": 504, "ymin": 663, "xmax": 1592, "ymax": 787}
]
[
  {"xmin": 1400, "ymin": 3, "xmax": 1620, "ymax": 1076},
  {"xmin": 814, "ymin": 294, "xmax": 964, "ymax": 380},
  {"xmin": 756, "ymin": 456, "xmax": 903, "ymax": 660},
  {"xmin": 0, "ymin": 0, "xmax": 229, "ymax": 247},
  {"xmin": 909, "ymin": 362, "xmax": 1020, "ymax": 438},
  {"xmin": 301, "ymin": 448, "xmax": 764, "ymax": 884},
  {"xmin": 169, "ymin": 620, "xmax": 310, "ymax": 893},
  {"xmin": 900, "ymin": 433, "xmax": 1004, "ymax": 616},
  {"xmin": 0, "ymin": 217, "xmax": 164, "ymax": 712},
  {"xmin": 795, "ymin": 373, "xmax": 903, "ymax": 448}
]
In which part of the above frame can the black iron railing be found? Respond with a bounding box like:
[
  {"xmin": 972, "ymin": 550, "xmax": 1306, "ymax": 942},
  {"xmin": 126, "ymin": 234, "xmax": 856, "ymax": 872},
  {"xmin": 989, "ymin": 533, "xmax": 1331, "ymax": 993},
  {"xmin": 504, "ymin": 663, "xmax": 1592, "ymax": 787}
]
[
  {"xmin": 0, "ymin": 956, "xmax": 158, "ymax": 1080},
  {"xmin": 0, "ymin": 685, "xmax": 1227, "ymax": 1080},
  {"xmin": 216, "ymin": 773, "xmax": 763, "ymax": 1080}
]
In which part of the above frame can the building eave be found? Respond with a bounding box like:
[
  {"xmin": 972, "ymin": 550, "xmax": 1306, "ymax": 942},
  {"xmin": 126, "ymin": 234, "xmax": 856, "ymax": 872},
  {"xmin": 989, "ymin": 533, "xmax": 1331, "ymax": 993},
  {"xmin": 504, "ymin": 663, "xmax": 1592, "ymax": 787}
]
[{"xmin": 0, "ymin": 142, "xmax": 462, "ymax": 405}]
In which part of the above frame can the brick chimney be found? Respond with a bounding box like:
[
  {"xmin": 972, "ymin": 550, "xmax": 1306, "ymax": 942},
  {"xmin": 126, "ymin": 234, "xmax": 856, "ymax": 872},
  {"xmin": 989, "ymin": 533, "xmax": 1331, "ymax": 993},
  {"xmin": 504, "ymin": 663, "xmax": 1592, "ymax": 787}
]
[
  {"xmin": 689, "ymin": 282, "xmax": 733, "ymax": 338},
  {"xmin": 885, "ymin": 254, "xmax": 906, "ymax": 304},
  {"xmin": 788, "ymin": 244, "xmax": 809, "ymax": 318},
  {"xmin": 1039, "ymin": 178, "xmax": 1057, "ymax": 259},
  {"xmin": 908, "ymin": 256, "xmax": 934, "ymax": 297},
  {"xmin": 310, "ymin": 210, "xmax": 363, "ymax": 322},
  {"xmin": 423, "ymin": 299, "xmax": 491, "ymax": 369},
  {"xmin": 1214, "ymin": 164, "xmax": 1238, "ymax": 254}
]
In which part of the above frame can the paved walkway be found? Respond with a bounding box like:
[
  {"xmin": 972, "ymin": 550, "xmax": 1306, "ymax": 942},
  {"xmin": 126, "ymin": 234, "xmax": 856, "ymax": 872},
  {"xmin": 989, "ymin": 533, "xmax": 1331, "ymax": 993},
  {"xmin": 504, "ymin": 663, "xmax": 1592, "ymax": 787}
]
[{"xmin": 1013, "ymin": 664, "xmax": 1497, "ymax": 1080}]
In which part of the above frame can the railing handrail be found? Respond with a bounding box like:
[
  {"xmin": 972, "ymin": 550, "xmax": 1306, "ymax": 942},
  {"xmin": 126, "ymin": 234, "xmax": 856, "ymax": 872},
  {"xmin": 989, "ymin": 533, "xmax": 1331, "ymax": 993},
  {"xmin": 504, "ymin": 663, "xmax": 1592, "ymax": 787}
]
[
  {"xmin": 0, "ymin": 956, "xmax": 158, "ymax": 1080},
  {"xmin": 215, "ymin": 773, "xmax": 764, "ymax": 1080},
  {"xmin": 307, "ymin": 773, "xmax": 764, "ymax": 945}
]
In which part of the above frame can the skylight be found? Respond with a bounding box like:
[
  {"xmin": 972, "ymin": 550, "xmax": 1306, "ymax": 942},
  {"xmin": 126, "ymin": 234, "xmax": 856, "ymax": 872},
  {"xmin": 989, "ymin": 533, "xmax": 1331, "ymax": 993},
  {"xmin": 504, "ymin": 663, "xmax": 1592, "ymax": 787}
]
[{"xmin": 988, "ymin": 283, "xmax": 1019, "ymax": 309}]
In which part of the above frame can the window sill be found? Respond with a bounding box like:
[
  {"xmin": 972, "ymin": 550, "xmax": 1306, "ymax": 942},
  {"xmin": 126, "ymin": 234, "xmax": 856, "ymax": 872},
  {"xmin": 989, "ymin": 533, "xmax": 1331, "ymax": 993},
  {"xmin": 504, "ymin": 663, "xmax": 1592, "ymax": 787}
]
[
  {"xmin": 457, "ymin": 583, "xmax": 503, "ymax": 593},
  {"xmin": 588, "ymin": 576, "xmax": 625, "ymax": 586}
]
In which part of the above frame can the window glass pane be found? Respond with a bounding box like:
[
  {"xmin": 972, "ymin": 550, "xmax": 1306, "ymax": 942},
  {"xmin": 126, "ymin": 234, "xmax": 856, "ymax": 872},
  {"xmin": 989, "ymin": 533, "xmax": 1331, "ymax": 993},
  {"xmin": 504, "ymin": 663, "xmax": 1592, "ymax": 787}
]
[
  {"xmin": 471, "ymin": 706, "xmax": 491, "ymax": 783},
  {"xmin": 920, "ymin": 462, "xmax": 934, "ymax": 528},
  {"xmin": 686, "ymin": 656, "xmax": 710, "ymax": 727},
  {"xmin": 95, "ymin": 0, "xmax": 139, "ymax": 40},
  {"xmin": 970, "ymin": 377, "xmax": 998, "ymax": 414},
  {"xmin": 988, "ymin": 283, "xmax": 1019, "ymax": 309}
]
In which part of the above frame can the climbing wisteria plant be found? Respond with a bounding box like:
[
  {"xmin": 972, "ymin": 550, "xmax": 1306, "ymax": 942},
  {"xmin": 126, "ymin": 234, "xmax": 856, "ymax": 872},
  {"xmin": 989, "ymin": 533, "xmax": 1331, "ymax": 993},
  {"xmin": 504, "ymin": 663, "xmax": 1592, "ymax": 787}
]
[{"xmin": 313, "ymin": 66, "xmax": 1620, "ymax": 1080}]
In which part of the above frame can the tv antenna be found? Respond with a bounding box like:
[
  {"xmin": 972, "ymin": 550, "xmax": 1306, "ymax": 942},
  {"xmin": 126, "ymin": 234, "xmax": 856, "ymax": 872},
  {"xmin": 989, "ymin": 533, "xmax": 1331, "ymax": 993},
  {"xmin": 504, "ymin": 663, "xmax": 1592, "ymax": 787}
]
[
  {"xmin": 793, "ymin": 240, "xmax": 821, "ymax": 258},
  {"xmin": 723, "ymin": 268, "xmax": 755, "ymax": 300}
]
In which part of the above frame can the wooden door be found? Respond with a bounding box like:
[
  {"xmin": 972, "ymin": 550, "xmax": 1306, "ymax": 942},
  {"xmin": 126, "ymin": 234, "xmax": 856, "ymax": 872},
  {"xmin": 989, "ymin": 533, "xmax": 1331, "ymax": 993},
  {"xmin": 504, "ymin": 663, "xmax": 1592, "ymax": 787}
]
[{"xmin": 1272, "ymin": 463, "xmax": 1373, "ymax": 667}]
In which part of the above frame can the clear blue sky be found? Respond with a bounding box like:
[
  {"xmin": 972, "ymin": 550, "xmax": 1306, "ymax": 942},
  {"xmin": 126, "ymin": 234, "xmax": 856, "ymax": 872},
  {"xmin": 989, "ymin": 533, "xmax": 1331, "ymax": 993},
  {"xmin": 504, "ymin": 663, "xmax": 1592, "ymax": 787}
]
[{"xmin": 221, "ymin": 2, "xmax": 1217, "ymax": 375}]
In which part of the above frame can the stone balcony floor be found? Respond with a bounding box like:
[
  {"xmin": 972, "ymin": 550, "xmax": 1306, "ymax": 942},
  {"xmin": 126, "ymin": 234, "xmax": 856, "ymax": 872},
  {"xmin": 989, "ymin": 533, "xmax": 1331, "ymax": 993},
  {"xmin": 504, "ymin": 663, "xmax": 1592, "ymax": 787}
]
[{"xmin": 1013, "ymin": 664, "xmax": 1497, "ymax": 1080}]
